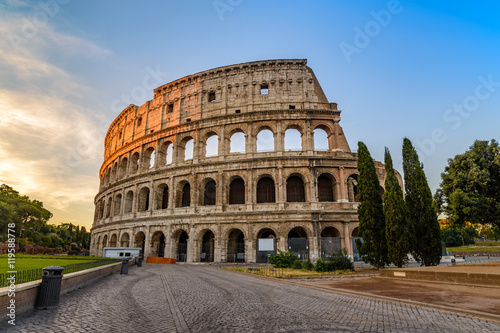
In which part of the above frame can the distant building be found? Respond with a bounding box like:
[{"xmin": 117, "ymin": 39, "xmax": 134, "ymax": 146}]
[{"xmin": 90, "ymin": 59, "xmax": 394, "ymax": 263}]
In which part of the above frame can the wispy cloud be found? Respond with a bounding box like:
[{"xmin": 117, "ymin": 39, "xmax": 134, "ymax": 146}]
[{"xmin": 0, "ymin": 8, "xmax": 110, "ymax": 227}]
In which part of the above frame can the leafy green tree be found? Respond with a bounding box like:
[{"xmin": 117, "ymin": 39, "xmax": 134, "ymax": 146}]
[
  {"xmin": 384, "ymin": 148, "xmax": 413, "ymax": 267},
  {"xmin": 437, "ymin": 140, "xmax": 500, "ymax": 228},
  {"xmin": 355, "ymin": 142, "xmax": 388, "ymax": 269},
  {"xmin": 403, "ymin": 138, "xmax": 441, "ymax": 266}
]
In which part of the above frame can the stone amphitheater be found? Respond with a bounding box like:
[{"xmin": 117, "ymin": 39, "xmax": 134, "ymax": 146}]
[{"xmin": 90, "ymin": 59, "xmax": 391, "ymax": 263}]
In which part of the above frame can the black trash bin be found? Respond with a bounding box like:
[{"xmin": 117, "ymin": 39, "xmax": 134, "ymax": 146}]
[
  {"xmin": 37, "ymin": 266, "xmax": 64, "ymax": 309},
  {"xmin": 121, "ymin": 258, "xmax": 130, "ymax": 274},
  {"xmin": 137, "ymin": 256, "xmax": 143, "ymax": 267}
]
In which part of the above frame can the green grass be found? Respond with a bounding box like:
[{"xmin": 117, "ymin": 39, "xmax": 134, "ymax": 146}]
[
  {"xmin": 447, "ymin": 241, "xmax": 500, "ymax": 253},
  {"xmin": 220, "ymin": 266, "xmax": 355, "ymax": 279},
  {"xmin": 0, "ymin": 254, "xmax": 115, "ymax": 274}
]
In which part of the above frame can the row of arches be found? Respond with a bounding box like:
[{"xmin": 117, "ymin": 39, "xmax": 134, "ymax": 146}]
[
  {"xmin": 94, "ymin": 226, "xmax": 360, "ymax": 263},
  {"xmin": 95, "ymin": 173, "xmax": 360, "ymax": 220},
  {"xmin": 101, "ymin": 126, "xmax": 335, "ymax": 186}
]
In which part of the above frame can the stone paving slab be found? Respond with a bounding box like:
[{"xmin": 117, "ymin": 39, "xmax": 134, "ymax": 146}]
[{"xmin": 3, "ymin": 264, "xmax": 500, "ymax": 332}]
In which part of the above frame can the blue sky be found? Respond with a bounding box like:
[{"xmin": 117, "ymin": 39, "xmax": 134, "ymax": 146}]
[{"xmin": 1, "ymin": 0, "xmax": 499, "ymax": 229}]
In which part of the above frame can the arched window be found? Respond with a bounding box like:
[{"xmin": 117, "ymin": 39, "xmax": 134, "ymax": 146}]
[
  {"xmin": 162, "ymin": 186, "xmax": 169, "ymax": 209},
  {"xmin": 149, "ymin": 150, "xmax": 155, "ymax": 168},
  {"xmin": 229, "ymin": 178, "xmax": 245, "ymax": 204},
  {"xmin": 205, "ymin": 135, "xmax": 218, "ymax": 157},
  {"xmin": 286, "ymin": 176, "xmax": 305, "ymax": 202},
  {"xmin": 284, "ymin": 128, "xmax": 302, "ymax": 151},
  {"xmin": 181, "ymin": 183, "xmax": 191, "ymax": 207},
  {"xmin": 257, "ymin": 177, "xmax": 275, "ymax": 203},
  {"xmin": 318, "ymin": 175, "xmax": 334, "ymax": 202},
  {"xmin": 106, "ymin": 197, "xmax": 113, "ymax": 217},
  {"xmin": 165, "ymin": 143, "xmax": 173, "ymax": 165},
  {"xmin": 203, "ymin": 180, "xmax": 216, "ymax": 205},
  {"xmin": 230, "ymin": 132, "xmax": 245, "ymax": 153},
  {"xmin": 314, "ymin": 128, "xmax": 329, "ymax": 151},
  {"xmin": 256, "ymin": 129, "xmax": 274, "ymax": 152},
  {"xmin": 114, "ymin": 194, "xmax": 122, "ymax": 215},
  {"xmin": 119, "ymin": 157, "xmax": 128, "ymax": 179},
  {"xmin": 139, "ymin": 187, "xmax": 150, "ymax": 211},
  {"xmin": 347, "ymin": 175, "xmax": 359, "ymax": 202},
  {"xmin": 184, "ymin": 139, "xmax": 194, "ymax": 160},
  {"xmin": 124, "ymin": 191, "xmax": 134, "ymax": 213},
  {"xmin": 131, "ymin": 152, "xmax": 140, "ymax": 172}
]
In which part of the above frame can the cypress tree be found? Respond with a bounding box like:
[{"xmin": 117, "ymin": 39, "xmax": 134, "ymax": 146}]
[
  {"xmin": 402, "ymin": 138, "xmax": 442, "ymax": 266},
  {"xmin": 355, "ymin": 142, "xmax": 388, "ymax": 269},
  {"xmin": 384, "ymin": 147, "xmax": 413, "ymax": 267}
]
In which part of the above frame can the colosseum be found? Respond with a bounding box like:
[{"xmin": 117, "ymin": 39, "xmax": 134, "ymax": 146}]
[{"xmin": 90, "ymin": 59, "xmax": 389, "ymax": 263}]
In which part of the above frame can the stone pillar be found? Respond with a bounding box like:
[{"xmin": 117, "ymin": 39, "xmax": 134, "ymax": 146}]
[
  {"xmin": 338, "ymin": 167, "xmax": 348, "ymax": 202},
  {"xmin": 343, "ymin": 221, "xmax": 352, "ymax": 256},
  {"xmin": 187, "ymin": 230, "xmax": 196, "ymax": 263}
]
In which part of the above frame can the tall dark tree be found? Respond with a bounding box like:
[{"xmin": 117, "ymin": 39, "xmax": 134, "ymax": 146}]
[
  {"xmin": 384, "ymin": 148, "xmax": 413, "ymax": 267},
  {"xmin": 355, "ymin": 142, "xmax": 388, "ymax": 269},
  {"xmin": 402, "ymin": 138, "xmax": 441, "ymax": 266},
  {"xmin": 437, "ymin": 139, "xmax": 500, "ymax": 228}
]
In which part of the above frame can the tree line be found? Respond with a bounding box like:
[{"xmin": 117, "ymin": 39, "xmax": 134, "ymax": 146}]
[{"xmin": 0, "ymin": 184, "xmax": 90, "ymax": 254}]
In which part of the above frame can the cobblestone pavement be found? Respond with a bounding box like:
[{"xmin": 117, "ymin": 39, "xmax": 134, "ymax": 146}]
[{"xmin": 4, "ymin": 264, "xmax": 500, "ymax": 332}]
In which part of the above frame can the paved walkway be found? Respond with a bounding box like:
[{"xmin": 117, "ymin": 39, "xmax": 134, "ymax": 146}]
[{"xmin": 5, "ymin": 264, "xmax": 500, "ymax": 332}]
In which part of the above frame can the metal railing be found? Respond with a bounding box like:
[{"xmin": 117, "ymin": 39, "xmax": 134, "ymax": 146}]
[
  {"xmin": 0, "ymin": 259, "xmax": 120, "ymax": 287},
  {"xmin": 243, "ymin": 265, "xmax": 284, "ymax": 278}
]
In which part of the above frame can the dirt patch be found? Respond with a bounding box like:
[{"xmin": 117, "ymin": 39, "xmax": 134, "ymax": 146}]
[{"xmin": 298, "ymin": 277, "xmax": 500, "ymax": 316}]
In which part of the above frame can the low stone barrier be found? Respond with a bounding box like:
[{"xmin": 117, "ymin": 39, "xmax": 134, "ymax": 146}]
[
  {"xmin": 146, "ymin": 256, "xmax": 176, "ymax": 264},
  {"xmin": 0, "ymin": 262, "xmax": 124, "ymax": 322}
]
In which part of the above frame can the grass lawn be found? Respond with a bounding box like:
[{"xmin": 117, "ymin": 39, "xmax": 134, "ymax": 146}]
[
  {"xmin": 220, "ymin": 266, "xmax": 355, "ymax": 278},
  {"xmin": 0, "ymin": 255, "xmax": 113, "ymax": 274},
  {"xmin": 447, "ymin": 241, "xmax": 500, "ymax": 253}
]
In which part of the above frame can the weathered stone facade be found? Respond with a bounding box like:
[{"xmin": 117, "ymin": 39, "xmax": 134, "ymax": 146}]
[{"xmin": 90, "ymin": 59, "xmax": 390, "ymax": 263}]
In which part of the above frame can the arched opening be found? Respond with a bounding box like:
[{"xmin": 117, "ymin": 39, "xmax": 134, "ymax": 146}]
[
  {"xmin": 96, "ymin": 236, "xmax": 101, "ymax": 256},
  {"xmin": 130, "ymin": 152, "xmax": 140, "ymax": 173},
  {"xmin": 105, "ymin": 197, "xmax": 113, "ymax": 218},
  {"xmin": 227, "ymin": 229, "xmax": 245, "ymax": 263},
  {"xmin": 313, "ymin": 128, "xmax": 329, "ymax": 151},
  {"xmin": 256, "ymin": 228, "xmax": 276, "ymax": 263},
  {"xmin": 286, "ymin": 176, "xmax": 305, "ymax": 202},
  {"xmin": 230, "ymin": 131, "xmax": 245, "ymax": 153},
  {"xmin": 288, "ymin": 227, "xmax": 309, "ymax": 261},
  {"xmin": 114, "ymin": 194, "xmax": 122, "ymax": 215},
  {"xmin": 102, "ymin": 235, "xmax": 108, "ymax": 249},
  {"xmin": 284, "ymin": 128, "xmax": 302, "ymax": 151},
  {"xmin": 155, "ymin": 184, "xmax": 169, "ymax": 210},
  {"xmin": 119, "ymin": 157, "xmax": 128, "ymax": 179},
  {"xmin": 110, "ymin": 234, "xmax": 117, "ymax": 247},
  {"xmin": 320, "ymin": 227, "xmax": 341, "ymax": 260},
  {"xmin": 151, "ymin": 231, "xmax": 165, "ymax": 257},
  {"xmin": 256, "ymin": 129, "xmax": 274, "ymax": 152},
  {"xmin": 177, "ymin": 231, "xmax": 188, "ymax": 262},
  {"xmin": 124, "ymin": 191, "xmax": 134, "ymax": 213},
  {"xmin": 257, "ymin": 177, "xmax": 275, "ymax": 203},
  {"xmin": 200, "ymin": 230, "xmax": 214, "ymax": 262},
  {"xmin": 229, "ymin": 178, "xmax": 245, "ymax": 204},
  {"xmin": 183, "ymin": 138, "xmax": 194, "ymax": 161},
  {"xmin": 165, "ymin": 143, "xmax": 173, "ymax": 164},
  {"xmin": 318, "ymin": 174, "xmax": 335, "ymax": 202},
  {"xmin": 148, "ymin": 149, "xmax": 155, "ymax": 169},
  {"xmin": 134, "ymin": 232, "xmax": 145, "ymax": 255},
  {"xmin": 203, "ymin": 180, "xmax": 216, "ymax": 206},
  {"xmin": 120, "ymin": 233, "xmax": 130, "ymax": 247},
  {"xmin": 205, "ymin": 134, "xmax": 218, "ymax": 157},
  {"xmin": 347, "ymin": 174, "xmax": 359, "ymax": 202},
  {"xmin": 179, "ymin": 183, "xmax": 191, "ymax": 207},
  {"xmin": 352, "ymin": 227, "xmax": 362, "ymax": 261},
  {"xmin": 138, "ymin": 187, "xmax": 150, "ymax": 211}
]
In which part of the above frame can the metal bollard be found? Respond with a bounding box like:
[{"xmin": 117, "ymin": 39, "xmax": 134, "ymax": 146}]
[
  {"xmin": 121, "ymin": 258, "xmax": 129, "ymax": 274},
  {"xmin": 37, "ymin": 266, "xmax": 64, "ymax": 309}
]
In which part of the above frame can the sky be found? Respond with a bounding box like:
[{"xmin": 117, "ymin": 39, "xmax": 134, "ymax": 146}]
[{"xmin": 1, "ymin": 0, "xmax": 499, "ymax": 230}]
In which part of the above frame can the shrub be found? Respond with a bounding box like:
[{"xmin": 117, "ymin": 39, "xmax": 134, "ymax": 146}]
[
  {"xmin": 268, "ymin": 250, "xmax": 299, "ymax": 268},
  {"xmin": 302, "ymin": 261, "xmax": 314, "ymax": 271},
  {"xmin": 326, "ymin": 249, "xmax": 354, "ymax": 271},
  {"xmin": 314, "ymin": 258, "xmax": 327, "ymax": 272},
  {"xmin": 292, "ymin": 260, "xmax": 303, "ymax": 269}
]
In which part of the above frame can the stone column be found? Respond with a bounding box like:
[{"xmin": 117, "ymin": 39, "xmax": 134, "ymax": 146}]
[
  {"xmin": 338, "ymin": 167, "xmax": 348, "ymax": 202},
  {"xmin": 343, "ymin": 221, "xmax": 352, "ymax": 256}
]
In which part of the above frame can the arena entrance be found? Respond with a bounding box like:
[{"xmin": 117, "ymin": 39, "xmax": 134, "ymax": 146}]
[
  {"xmin": 200, "ymin": 230, "xmax": 214, "ymax": 262},
  {"xmin": 321, "ymin": 227, "xmax": 341, "ymax": 260},
  {"xmin": 151, "ymin": 231, "xmax": 165, "ymax": 257},
  {"xmin": 227, "ymin": 229, "xmax": 245, "ymax": 263},
  {"xmin": 177, "ymin": 231, "xmax": 188, "ymax": 262},
  {"xmin": 351, "ymin": 227, "xmax": 363, "ymax": 261},
  {"xmin": 256, "ymin": 228, "xmax": 276, "ymax": 263},
  {"xmin": 287, "ymin": 227, "xmax": 309, "ymax": 261},
  {"xmin": 134, "ymin": 232, "xmax": 145, "ymax": 256}
]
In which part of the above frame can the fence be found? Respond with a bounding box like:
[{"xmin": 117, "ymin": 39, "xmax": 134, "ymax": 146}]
[
  {"xmin": 0, "ymin": 259, "xmax": 120, "ymax": 287},
  {"xmin": 243, "ymin": 265, "xmax": 284, "ymax": 278}
]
